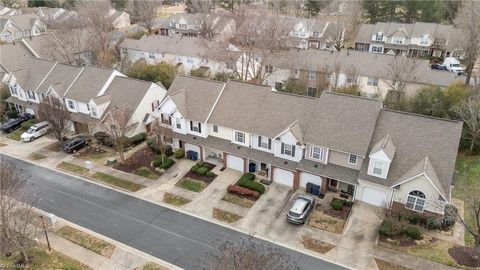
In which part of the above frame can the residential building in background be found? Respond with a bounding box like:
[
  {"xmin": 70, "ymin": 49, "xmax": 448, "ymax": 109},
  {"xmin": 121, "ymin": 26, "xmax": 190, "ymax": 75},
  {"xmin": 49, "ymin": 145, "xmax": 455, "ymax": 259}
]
[{"xmin": 0, "ymin": 13, "xmax": 46, "ymax": 42}]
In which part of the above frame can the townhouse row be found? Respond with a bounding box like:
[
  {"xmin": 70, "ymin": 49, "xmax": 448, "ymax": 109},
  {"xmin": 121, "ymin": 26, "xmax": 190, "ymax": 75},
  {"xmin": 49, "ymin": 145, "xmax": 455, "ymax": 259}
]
[{"xmin": 153, "ymin": 75, "xmax": 462, "ymax": 216}]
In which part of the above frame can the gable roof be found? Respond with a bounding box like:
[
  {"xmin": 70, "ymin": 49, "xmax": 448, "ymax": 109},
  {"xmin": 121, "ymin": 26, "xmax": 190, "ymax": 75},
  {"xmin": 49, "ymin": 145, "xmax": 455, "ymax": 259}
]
[
  {"xmin": 370, "ymin": 134, "xmax": 396, "ymax": 160},
  {"xmin": 36, "ymin": 63, "xmax": 83, "ymax": 95},
  {"xmin": 358, "ymin": 110, "xmax": 463, "ymax": 197},
  {"xmin": 0, "ymin": 13, "xmax": 40, "ymax": 30},
  {"xmin": 64, "ymin": 65, "xmax": 115, "ymax": 102},
  {"xmin": 0, "ymin": 42, "xmax": 33, "ymax": 75},
  {"xmin": 11, "ymin": 57, "xmax": 56, "ymax": 90},
  {"xmin": 166, "ymin": 75, "xmax": 224, "ymax": 123}
]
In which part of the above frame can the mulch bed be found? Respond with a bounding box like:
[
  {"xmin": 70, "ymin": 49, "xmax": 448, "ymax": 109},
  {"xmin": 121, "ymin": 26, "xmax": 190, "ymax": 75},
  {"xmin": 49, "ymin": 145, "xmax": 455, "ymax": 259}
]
[
  {"xmin": 318, "ymin": 204, "xmax": 353, "ymax": 220},
  {"xmin": 448, "ymin": 245, "xmax": 480, "ymax": 267},
  {"xmin": 113, "ymin": 147, "xmax": 159, "ymax": 176},
  {"xmin": 379, "ymin": 234, "xmax": 417, "ymax": 246},
  {"xmin": 183, "ymin": 162, "xmax": 217, "ymax": 183}
]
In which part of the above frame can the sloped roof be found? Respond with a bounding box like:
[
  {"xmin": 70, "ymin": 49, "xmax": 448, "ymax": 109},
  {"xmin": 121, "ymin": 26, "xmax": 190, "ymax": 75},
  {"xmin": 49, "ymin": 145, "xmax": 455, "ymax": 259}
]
[
  {"xmin": 36, "ymin": 63, "xmax": 83, "ymax": 95},
  {"xmin": 370, "ymin": 134, "xmax": 396, "ymax": 160},
  {"xmin": 0, "ymin": 42, "xmax": 33, "ymax": 75},
  {"xmin": 11, "ymin": 57, "xmax": 56, "ymax": 90},
  {"xmin": 21, "ymin": 33, "xmax": 68, "ymax": 62},
  {"xmin": 358, "ymin": 110, "xmax": 463, "ymax": 196},
  {"xmin": 0, "ymin": 13, "xmax": 40, "ymax": 30},
  {"xmin": 64, "ymin": 65, "xmax": 114, "ymax": 102},
  {"xmin": 166, "ymin": 75, "xmax": 225, "ymax": 123}
]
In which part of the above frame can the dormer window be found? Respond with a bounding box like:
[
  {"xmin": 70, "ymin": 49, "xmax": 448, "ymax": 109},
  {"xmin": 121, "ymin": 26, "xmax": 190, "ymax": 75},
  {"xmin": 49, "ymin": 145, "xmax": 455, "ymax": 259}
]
[
  {"xmin": 235, "ymin": 131, "xmax": 245, "ymax": 143},
  {"xmin": 179, "ymin": 23, "xmax": 187, "ymax": 29},
  {"xmin": 375, "ymin": 33, "xmax": 383, "ymax": 41},
  {"xmin": 310, "ymin": 146, "xmax": 324, "ymax": 160},
  {"xmin": 392, "ymin": 37, "xmax": 404, "ymax": 44},
  {"xmin": 281, "ymin": 143, "xmax": 295, "ymax": 157},
  {"xmin": 190, "ymin": 121, "xmax": 202, "ymax": 133},
  {"xmin": 67, "ymin": 100, "xmax": 75, "ymax": 110},
  {"xmin": 373, "ymin": 160, "xmax": 384, "ymax": 176}
]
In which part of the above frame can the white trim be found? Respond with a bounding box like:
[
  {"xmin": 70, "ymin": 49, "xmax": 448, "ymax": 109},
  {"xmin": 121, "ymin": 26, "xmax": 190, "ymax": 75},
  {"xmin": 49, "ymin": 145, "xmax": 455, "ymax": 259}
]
[
  {"xmin": 21, "ymin": 38, "xmax": 40, "ymax": 57},
  {"xmin": 205, "ymin": 83, "xmax": 226, "ymax": 123},
  {"xmin": 391, "ymin": 172, "xmax": 448, "ymax": 202},
  {"xmin": 64, "ymin": 67, "xmax": 85, "ymax": 96},
  {"xmin": 34, "ymin": 61, "xmax": 58, "ymax": 91}
]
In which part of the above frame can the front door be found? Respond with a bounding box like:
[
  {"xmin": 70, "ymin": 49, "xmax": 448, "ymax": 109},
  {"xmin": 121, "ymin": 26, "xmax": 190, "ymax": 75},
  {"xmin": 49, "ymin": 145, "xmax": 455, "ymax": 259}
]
[{"xmin": 329, "ymin": 179, "xmax": 338, "ymax": 188}]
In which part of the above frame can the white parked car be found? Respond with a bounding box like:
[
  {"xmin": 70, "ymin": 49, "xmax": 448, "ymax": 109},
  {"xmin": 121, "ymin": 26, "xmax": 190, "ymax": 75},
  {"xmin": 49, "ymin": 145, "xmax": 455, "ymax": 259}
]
[
  {"xmin": 443, "ymin": 57, "xmax": 464, "ymax": 74},
  {"xmin": 21, "ymin": 121, "xmax": 50, "ymax": 142}
]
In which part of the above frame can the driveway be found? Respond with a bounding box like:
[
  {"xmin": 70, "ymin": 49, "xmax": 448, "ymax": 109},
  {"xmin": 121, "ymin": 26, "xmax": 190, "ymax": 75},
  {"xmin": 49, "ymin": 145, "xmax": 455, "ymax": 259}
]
[{"xmin": 1, "ymin": 154, "xmax": 347, "ymax": 270}]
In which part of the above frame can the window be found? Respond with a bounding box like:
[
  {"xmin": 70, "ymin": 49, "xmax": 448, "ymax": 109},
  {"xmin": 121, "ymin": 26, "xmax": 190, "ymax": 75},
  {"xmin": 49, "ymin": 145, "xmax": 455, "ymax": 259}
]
[
  {"xmin": 275, "ymin": 82, "xmax": 284, "ymax": 90},
  {"xmin": 371, "ymin": 45, "xmax": 383, "ymax": 53},
  {"xmin": 187, "ymin": 57, "xmax": 193, "ymax": 64},
  {"xmin": 375, "ymin": 33, "xmax": 383, "ymax": 41},
  {"xmin": 309, "ymin": 41, "xmax": 319, "ymax": 49},
  {"xmin": 367, "ymin": 77, "xmax": 378, "ymax": 86},
  {"xmin": 213, "ymin": 125, "xmax": 218, "ymax": 133},
  {"xmin": 307, "ymin": 87, "xmax": 317, "ymax": 97},
  {"xmin": 420, "ymin": 38, "xmax": 429, "ymax": 45},
  {"xmin": 179, "ymin": 23, "xmax": 187, "ymax": 29},
  {"xmin": 310, "ymin": 146, "xmax": 324, "ymax": 160},
  {"xmin": 122, "ymin": 48, "xmax": 127, "ymax": 54},
  {"xmin": 257, "ymin": 136, "xmax": 271, "ymax": 149},
  {"xmin": 91, "ymin": 106, "xmax": 97, "ymax": 117},
  {"xmin": 373, "ymin": 160, "xmax": 384, "ymax": 176},
  {"xmin": 281, "ymin": 143, "xmax": 295, "ymax": 157},
  {"xmin": 9, "ymin": 84, "xmax": 18, "ymax": 95},
  {"xmin": 392, "ymin": 37, "xmax": 404, "ymax": 44},
  {"xmin": 235, "ymin": 131, "xmax": 245, "ymax": 143},
  {"xmin": 67, "ymin": 100, "xmax": 75, "ymax": 110},
  {"xmin": 308, "ymin": 71, "xmax": 316, "ymax": 80},
  {"xmin": 265, "ymin": 65, "xmax": 273, "ymax": 74},
  {"xmin": 27, "ymin": 91, "xmax": 35, "ymax": 100},
  {"xmin": 405, "ymin": 190, "xmax": 426, "ymax": 212},
  {"xmin": 190, "ymin": 121, "xmax": 201, "ymax": 133},
  {"xmin": 149, "ymin": 52, "xmax": 155, "ymax": 59},
  {"xmin": 348, "ymin": 154, "xmax": 357, "ymax": 165},
  {"xmin": 312, "ymin": 31, "xmax": 319, "ymax": 38},
  {"xmin": 325, "ymin": 73, "xmax": 332, "ymax": 80}
]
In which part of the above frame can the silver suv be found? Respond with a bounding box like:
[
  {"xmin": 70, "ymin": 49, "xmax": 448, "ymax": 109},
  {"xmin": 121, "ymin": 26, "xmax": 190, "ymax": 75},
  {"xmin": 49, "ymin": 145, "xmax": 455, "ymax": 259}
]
[{"xmin": 286, "ymin": 194, "xmax": 315, "ymax": 224}]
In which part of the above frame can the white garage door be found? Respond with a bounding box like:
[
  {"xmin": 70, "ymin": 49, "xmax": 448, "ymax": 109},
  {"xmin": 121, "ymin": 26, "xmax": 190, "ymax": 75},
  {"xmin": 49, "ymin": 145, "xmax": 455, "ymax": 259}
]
[
  {"xmin": 273, "ymin": 168, "xmax": 294, "ymax": 187},
  {"xmin": 226, "ymin": 154, "xmax": 244, "ymax": 172},
  {"xmin": 300, "ymin": 172, "xmax": 322, "ymax": 189},
  {"xmin": 361, "ymin": 186, "xmax": 388, "ymax": 207},
  {"xmin": 185, "ymin": 143, "xmax": 200, "ymax": 154}
]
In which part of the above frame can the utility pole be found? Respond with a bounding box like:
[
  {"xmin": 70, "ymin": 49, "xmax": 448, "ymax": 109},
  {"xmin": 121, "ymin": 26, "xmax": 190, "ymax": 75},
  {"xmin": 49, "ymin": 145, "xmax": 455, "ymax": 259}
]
[{"xmin": 40, "ymin": 216, "xmax": 51, "ymax": 251}]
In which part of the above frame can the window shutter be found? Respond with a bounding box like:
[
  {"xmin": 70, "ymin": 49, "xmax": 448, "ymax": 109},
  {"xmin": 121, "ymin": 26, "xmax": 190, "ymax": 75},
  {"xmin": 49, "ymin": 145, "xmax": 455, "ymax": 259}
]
[
  {"xmin": 258, "ymin": 136, "xmax": 261, "ymax": 147},
  {"xmin": 198, "ymin": 123, "xmax": 202, "ymax": 133},
  {"xmin": 151, "ymin": 102, "xmax": 154, "ymax": 112},
  {"xmin": 281, "ymin": 143, "xmax": 285, "ymax": 154},
  {"xmin": 268, "ymin": 138, "xmax": 271, "ymax": 149},
  {"xmin": 190, "ymin": 121, "xmax": 193, "ymax": 130},
  {"xmin": 292, "ymin": 145, "xmax": 296, "ymax": 157}
]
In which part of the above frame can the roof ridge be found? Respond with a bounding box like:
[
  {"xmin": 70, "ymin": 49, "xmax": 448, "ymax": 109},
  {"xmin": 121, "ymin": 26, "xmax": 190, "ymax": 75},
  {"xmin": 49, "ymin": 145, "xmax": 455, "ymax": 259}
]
[
  {"xmin": 112, "ymin": 75, "xmax": 154, "ymax": 85},
  {"xmin": 176, "ymin": 74, "xmax": 225, "ymax": 84},
  {"xmin": 383, "ymin": 109, "xmax": 462, "ymax": 124},
  {"xmin": 323, "ymin": 91, "xmax": 383, "ymax": 102},
  {"xmin": 269, "ymin": 89, "xmax": 317, "ymax": 99},
  {"xmin": 381, "ymin": 134, "xmax": 390, "ymax": 149}
]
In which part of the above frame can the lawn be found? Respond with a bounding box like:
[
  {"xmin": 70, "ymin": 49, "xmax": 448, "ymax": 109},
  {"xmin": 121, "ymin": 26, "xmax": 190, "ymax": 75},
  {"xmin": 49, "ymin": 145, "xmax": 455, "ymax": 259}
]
[
  {"xmin": 378, "ymin": 237, "xmax": 476, "ymax": 269},
  {"xmin": 222, "ymin": 193, "xmax": 255, "ymax": 208},
  {"xmin": 57, "ymin": 226, "xmax": 115, "ymax": 258},
  {"xmin": 0, "ymin": 246, "xmax": 92, "ymax": 270},
  {"xmin": 212, "ymin": 208, "xmax": 242, "ymax": 223},
  {"xmin": 76, "ymin": 150, "xmax": 112, "ymax": 162},
  {"xmin": 133, "ymin": 167, "xmax": 159, "ymax": 180},
  {"xmin": 175, "ymin": 178, "xmax": 207, "ymax": 192},
  {"xmin": 453, "ymin": 153, "xmax": 479, "ymax": 246},
  {"xmin": 301, "ymin": 235, "xmax": 335, "ymax": 254},
  {"xmin": 28, "ymin": 152, "xmax": 46, "ymax": 160},
  {"xmin": 308, "ymin": 210, "xmax": 346, "ymax": 234},
  {"xmin": 375, "ymin": 259, "xmax": 412, "ymax": 270},
  {"xmin": 57, "ymin": 162, "xmax": 89, "ymax": 175},
  {"xmin": 6, "ymin": 127, "xmax": 25, "ymax": 141},
  {"xmin": 91, "ymin": 172, "xmax": 145, "ymax": 192},
  {"xmin": 136, "ymin": 262, "xmax": 170, "ymax": 270},
  {"xmin": 163, "ymin": 193, "xmax": 191, "ymax": 206}
]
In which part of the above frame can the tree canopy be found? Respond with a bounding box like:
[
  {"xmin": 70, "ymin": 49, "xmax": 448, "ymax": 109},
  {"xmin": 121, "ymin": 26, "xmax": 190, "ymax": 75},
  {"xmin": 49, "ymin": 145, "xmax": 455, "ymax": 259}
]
[{"xmin": 127, "ymin": 60, "xmax": 176, "ymax": 89}]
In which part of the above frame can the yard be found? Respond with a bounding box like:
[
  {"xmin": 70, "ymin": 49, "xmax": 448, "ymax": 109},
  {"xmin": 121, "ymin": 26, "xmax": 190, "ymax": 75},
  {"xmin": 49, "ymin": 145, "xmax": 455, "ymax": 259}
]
[
  {"xmin": 175, "ymin": 162, "xmax": 217, "ymax": 192},
  {"xmin": 308, "ymin": 198, "xmax": 352, "ymax": 234},
  {"xmin": 75, "ymin": 147, "xmax": 113, "ymax": 163},
  {"xmin": 163, "ymin": 192, "xmax": 191, "ymax": 206},
  {"xmin": 57, "ymin": 226, "xmax": 115, "ymax": 258},
  {"xmin": 113, "ymin": 147, "xmax": 162, "ymax": 180},
  {"xmin": 6, "ymin": 127, "xmax": 25, "ymax": 141},
  {"xmin": 212, "ymin": 208, "xmax": 242, "ymax": 223},
  {"xmin": 175, "ymin": 178, "xmax": 207, "ymax": 192},
  {"xmin": 301, "ymin": 235, "xmax": 335, "ymax": 254}
]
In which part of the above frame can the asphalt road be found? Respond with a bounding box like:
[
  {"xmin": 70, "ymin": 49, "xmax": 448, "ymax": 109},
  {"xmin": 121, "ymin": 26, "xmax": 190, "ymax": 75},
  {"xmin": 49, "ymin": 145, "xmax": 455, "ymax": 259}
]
[{"xmin": 1, "ymin": 154, "xmax": 347, "ymax": 270}]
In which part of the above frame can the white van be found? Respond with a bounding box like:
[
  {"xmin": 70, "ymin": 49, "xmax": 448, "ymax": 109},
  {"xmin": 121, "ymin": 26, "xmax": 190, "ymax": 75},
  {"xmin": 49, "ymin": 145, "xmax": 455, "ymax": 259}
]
[
  {"xmin": 21, "ymin": 121, "xmax": 50, "ymax": 142},
  {"xmin": 443, "ymin": 57, "xmax": 464, "ymax": 74}
]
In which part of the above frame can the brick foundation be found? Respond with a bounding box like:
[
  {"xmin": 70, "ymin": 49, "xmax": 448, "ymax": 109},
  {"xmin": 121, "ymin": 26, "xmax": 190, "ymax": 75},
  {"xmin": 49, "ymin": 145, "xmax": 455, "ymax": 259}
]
[
  {"xmin": 222, "ymin": 152, "xmax": 227, "ymax": 168},
  {"xmin": 320, "ymin": 176, "xmax": 328, "ymax": 195},
  {"xmin": 293, "ymin": 171, "xmax": 300, "ymax": 188},
  {"xmin": 391, "ymin": 201, "xmax": 442, "ymax": 218}
]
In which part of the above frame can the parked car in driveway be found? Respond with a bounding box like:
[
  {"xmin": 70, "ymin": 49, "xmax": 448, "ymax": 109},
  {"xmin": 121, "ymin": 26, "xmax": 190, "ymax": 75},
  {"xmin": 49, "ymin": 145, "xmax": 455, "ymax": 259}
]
[
  {"xmin": 63, "ymin": 137, "xmax": 87, "ymax": 153},
  {"xmin": 21, "ymin": 121, "xmax": 50, "ymax": 142},
  {"xmin": 0, "ymin": 115, "xmax": 31, "ymax": 133},
  {"xmin": 286, "ymin": 194, "xmax": 316, "ymax": 224},
  {"xmin": 431, "ymin": 63, "xmax": 446, "ymax": 70}
]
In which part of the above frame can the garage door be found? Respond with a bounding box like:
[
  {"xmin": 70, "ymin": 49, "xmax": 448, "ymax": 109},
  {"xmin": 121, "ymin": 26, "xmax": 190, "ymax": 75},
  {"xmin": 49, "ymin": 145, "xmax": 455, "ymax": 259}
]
[
  {"xmin": 185, "ymin": 143, "xmax": 200, "ymax": 154},
  {"xmin": 300, "ymin": 172, "xmax": 322, "ymax": 189},
  {"xmin": 360, "ymin": 186, "xmax": 388, "ymax": 207},
  {"xmin": 226, "ymin": 154, "xmax": 244, "ymax": 172},
  {"xmin": 273, "ymin": 168, "xmax": 294, "ymax": 187}
]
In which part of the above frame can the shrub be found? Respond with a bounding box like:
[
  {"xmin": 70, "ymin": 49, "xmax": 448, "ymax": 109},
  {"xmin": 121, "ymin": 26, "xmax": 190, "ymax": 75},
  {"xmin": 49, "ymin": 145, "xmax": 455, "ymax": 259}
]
[
  {"xmin": 94, "ymin": 131, "xmax": 113, "ymax": 147},
  {"xmin": 237, "ymin": 180, "xmax": 265, "ymax": 194},
  {"xmin": 378, "ymin": 219, "xmax": 399, "ymax": 237},
  {"xmin": 406, "ymin": 214, "xmax": 423, "ymax": 225},
  {"xmin": 21, "ymin": 119, "xmax": 38, "ymax": 129},
  {"xmin": 205, "ymin": 171, "xmax": 216, "ymax": 178},
  {"xmin": 152, "ymin": 158, "xmax": 163, "ymax": 167},
  {"xmin": 191, "ymin": 164, "xmax": 200, "ymax": 172},
  {"xmin": 442, "ymin": 205, "xmax": 457, "ymax": 229},
  {"xmin": 196, "ymin": 162, "xmax": 205, "ymax": 167},
  {"xmin": 426, "ymin": 217, "xmax": 441, "ymax": 230},
  {"xmin": 174, "ymin": 149, "xmax": 185, "ymax": 158},
  {"xmin": 129, "ymin": 132, "xmax": 146, "ymax": 145},
  {"xmin": 159, "ymin": 158, "xmax": 174, "ymax": 169},
  {"xmin": 196, "ymin": 167, "xmax": 208, "ymax": 175},
  {"xmin": 330, "ymin": 198, "xmax": 344, "ymax": 211},
  {"xmin": 6, "ymin": 110, "xmax": 18, "ymax": 119},
  {"xmin": 403, "ymin": 226, "xmax": 422, "ymax": 240},
  {"xmin": 227, "ymin": 185, "xmax": 260, "ymax": 199},
  {"xmin": 146, "ymin": 138, "xmax": 156, "ymax": 146}
]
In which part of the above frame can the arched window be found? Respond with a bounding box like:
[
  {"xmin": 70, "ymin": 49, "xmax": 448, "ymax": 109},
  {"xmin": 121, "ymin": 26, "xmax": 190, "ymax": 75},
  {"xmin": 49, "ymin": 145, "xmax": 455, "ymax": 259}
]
[{"xmin": 405, "ymin": 190, "xmax": 426, "ymax": 212}]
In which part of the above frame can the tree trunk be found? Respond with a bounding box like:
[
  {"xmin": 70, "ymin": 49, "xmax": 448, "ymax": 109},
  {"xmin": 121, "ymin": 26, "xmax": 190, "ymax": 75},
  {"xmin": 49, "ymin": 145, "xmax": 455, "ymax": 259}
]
[
  {"xmin": 465, "ymin": 61, "xmax": 474, "ymax": 86},
  {"xmin": 469, "ymin": 133, "xmax": 478, "ymax": 154},
  {"xmin": 21, "ymin": 247, "xmax": 28, "ymax": 263}
]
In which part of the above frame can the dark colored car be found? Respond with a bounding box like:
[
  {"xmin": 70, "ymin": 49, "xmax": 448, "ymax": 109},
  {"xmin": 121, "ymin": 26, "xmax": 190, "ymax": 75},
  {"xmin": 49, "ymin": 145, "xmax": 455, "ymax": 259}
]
[
  {"xmin": 431, "ymin": 63, "xmax": 446, "ymax": 70},
  {"xmin": 0, "ymin": 115, "xmax": 30, "ymax": 133},
  {"xmin": 286, "ymin": 194, "xmax": 316, "ymax": 224},
  {"xmin": 63, "ymin": 137, "xmax": 87, "ymax": 153}
]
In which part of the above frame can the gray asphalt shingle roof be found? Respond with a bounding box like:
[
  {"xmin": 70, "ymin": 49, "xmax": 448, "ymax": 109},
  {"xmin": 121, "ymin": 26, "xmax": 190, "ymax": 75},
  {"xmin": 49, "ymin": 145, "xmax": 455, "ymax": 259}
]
[
  {"xmin": 64, "ymin": 65, "xmax": 114, "ymax": 102},
  {"xmin": 36, "ymin": 63, "xmax": 82, "ymax": 95}
]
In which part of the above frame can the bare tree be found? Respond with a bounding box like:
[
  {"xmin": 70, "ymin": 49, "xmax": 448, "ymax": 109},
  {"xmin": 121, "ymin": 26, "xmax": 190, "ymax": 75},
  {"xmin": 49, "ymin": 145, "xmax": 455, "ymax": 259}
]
[
  {"xmin": 150, "ymin": 119, "xmax": 173, "ymax": 162},
  {"xmin": 452, "ymin": 97, "xmax": 480, "ymax": 154},
  {"xmin": 454, "ymin": 1, "xmax": 480, "ymax": 85},
  {"xmin": 77, "ymin": 1, "xmax": 115, "ymax": 66},
  {"xmin": 185, "ymin": 0, "xmax": 215, "ymax": 13},
  {"xmin": 101, "ymin": 106, "xmax": 133, "ymax": 162},
  {"xmin": 43, "ymin": 20, "xmax": 90, "ymax": 65},
  {"xmin": 0, "ymin": 159, "xmax": 38, "ymax": 263},
  {"xmin": 383, "ymin": 56, "xmax": 419, "ymax": 104},
  {"xmin": 130, "ymin": 0, "xmax": 160, "ymax": 34},
  {"xmin": 201, "ymin": 238, "xmax": 299, "ymax": 270},
  {"xmin": 325, "ymin": 22, "xmax": 345, "ymax": 51},
  {"xmin": 38, "ymin": 96, "xmax": 70, "ymax": 142}
]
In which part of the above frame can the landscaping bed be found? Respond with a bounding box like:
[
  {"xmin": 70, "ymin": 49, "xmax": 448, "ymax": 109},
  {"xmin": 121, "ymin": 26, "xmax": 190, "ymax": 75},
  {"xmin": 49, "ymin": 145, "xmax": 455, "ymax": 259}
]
[
  {"xmin": 57, "ymin": 226, "xmax": 115, "ymax": 258},
  {"xmin": 76, "ymin": 147, "xmax": 112, "ymax": 162},
  {"xmin": 308, "ymin": 198, "xmax": 352, "ymax": 234},
  {"xmin": 448, "ymin": 245, "xmax": 480, "ymax": 268},
  {"xmin": 113, "ymin": 147, "xmax": 161, "ymax": 178},
  {"xmin": 183, "ymin": 162, "xmax": 217, "ymax": 183},
  {"xmin": 175, "ymin": 178, "xmax": 207, "ymax": 192},
  {"xmin": 375, "ymin": 259, "xmax": 412, "ymax": 270},
  {"xmin": 301, "ymin": 235, "xmax": 335, "ymax": 254},
  {"xmin": 212, "ymin": 208, "xmax": 242, "ymax": 223},
  {"xmin": 57, "ymin": 162, "xmax": 89, "ymax": 175},
  {"xmin": 222, "ymin": 193, "xmax": 256, "ymax": 208},
  {"xmin": 91, "ymin": 172, "xmax": 145, "ymax": 192},
  {"xmin": 163, "ymin": 193, "xmax": 191, "ymax": 206},
  {"xmin": 28, "ymin": 153, "xmax": 46, "ymax": 160}
]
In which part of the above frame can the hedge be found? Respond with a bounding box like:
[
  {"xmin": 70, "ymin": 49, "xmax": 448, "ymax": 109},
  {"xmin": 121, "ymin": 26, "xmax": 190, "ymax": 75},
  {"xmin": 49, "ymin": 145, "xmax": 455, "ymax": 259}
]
[
  {"xmin": 330, "ymin": 198, "xmax": 344, "ymax": 211},
  {"xmin": 129, "ymin": 132, "xmax": 147, "ymax": 145},
  {"xmin": 159, "ymin": 158, "xmax": 174, "ymax": 169},
  {"xmin": 196, "ymin": 167, "xmax": 208, "ymax": 175},
  {"xmin": 403, "ymin": 226, "xmax": 422, "ymax": 240},
  {"xmin": 21, "ymin": 119, "xmax": 39, "ymax": 129},
  {"xmin": 174, "ymin": 149, "xmax": 185, "ymax": 158},
  {"xmin": 205, "ymin": 171, "xmax": 216, "ymax": 177},
  {"xmin": 426, "ymin": 218, "xmax": 441, "ymax": 230},
  {"xmin": 227, "ymin": 185, "xmax": 260, "ymax": 200},
  {"xmin": 378, "ymin": 219, "xmax": 399, "ymax": 237},
  {"xmin": 237, "ymin": 173, "xmax": 265, "ymax": 194},
  {"xmin": 94, "ymin": 132, "xmax": 113, "ymax": 147},
  {"xmin": 6, "ymin": 110, "xmax": 18, "ymax": 119},
  {"xmin": 152, "ymin": 158, "xmax": 163, "ymax": 167}
]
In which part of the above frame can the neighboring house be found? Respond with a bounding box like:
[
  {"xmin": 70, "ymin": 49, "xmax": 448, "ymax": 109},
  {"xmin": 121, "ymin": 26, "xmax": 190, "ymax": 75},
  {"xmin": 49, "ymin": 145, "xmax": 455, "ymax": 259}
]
[
  {"xmin": 2, "ymin": 57, "xmax": 167, "ymax": 135},
  {"xmin": 119, "ymin": 35, "xmax": 232, "ymax": 75},
  {"xmin": 0, "ymin": 5, "xmax": 21, "ymax": 16},
  {"xmin": 0, "ymin": 13, "xmax": 46, "ymax": 42},
  {"xmin": 153, "ymin": 75, "xmax": 462, "ymax": 216},
  {"xmin": 354, "ymin": 22, "xmax": 461, "ymax": 59},
  {"xmin": 157, "ymin": 12, "xmax": 235, "ymax": 41},
  {"xmin": 0, "ymin": 41, "xmax": 33, "ymax": 79},
  {"xmin": 263, "ymin": 49, "xmax": 466, "ymax": 98},
  {"xmin": 107, "ymin": 9, "xmax": 130, "ymax": 29}
]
